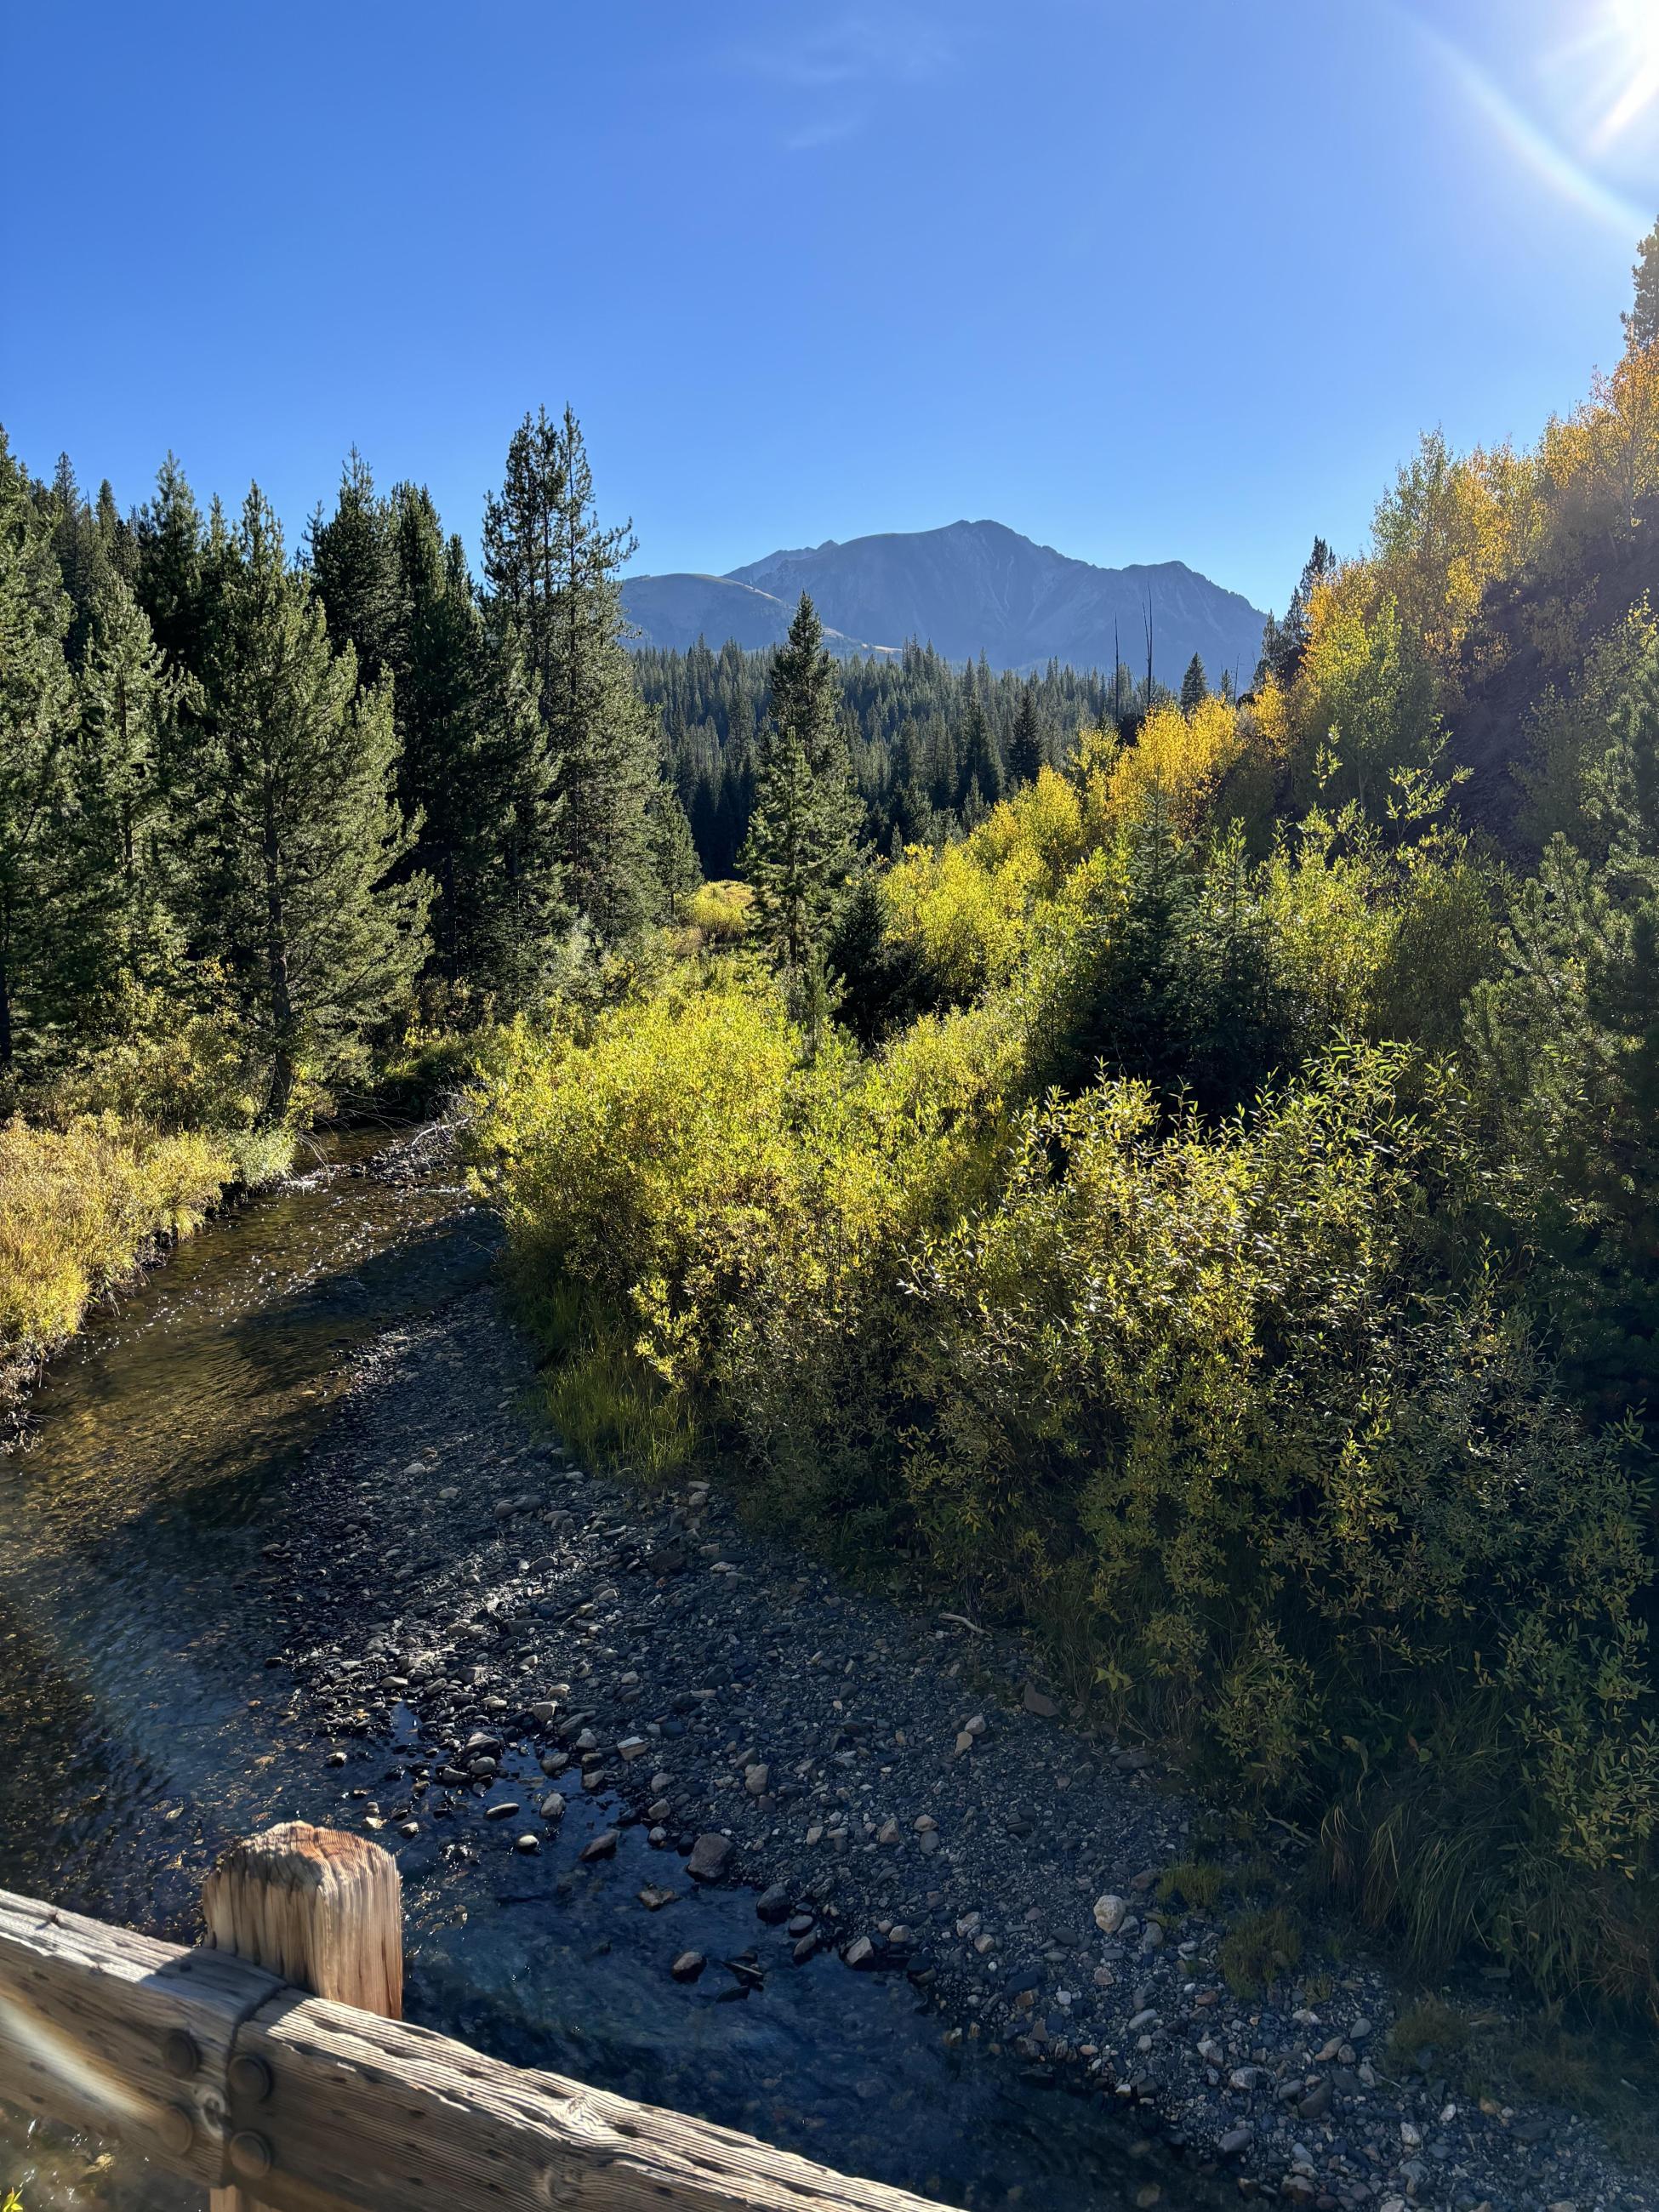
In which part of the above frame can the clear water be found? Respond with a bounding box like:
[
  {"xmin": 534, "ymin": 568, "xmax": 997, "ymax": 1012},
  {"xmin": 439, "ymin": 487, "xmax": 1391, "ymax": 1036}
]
[{"xmin": 0, "ymin": 1140, "xmax": 1215, "ymax": 2212}]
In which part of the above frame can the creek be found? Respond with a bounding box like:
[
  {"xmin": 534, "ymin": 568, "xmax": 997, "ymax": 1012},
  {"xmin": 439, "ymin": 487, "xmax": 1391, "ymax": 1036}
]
[{"xmin": 0, "ymin": 1134, "xmax": 1212, "ymax": 2212}]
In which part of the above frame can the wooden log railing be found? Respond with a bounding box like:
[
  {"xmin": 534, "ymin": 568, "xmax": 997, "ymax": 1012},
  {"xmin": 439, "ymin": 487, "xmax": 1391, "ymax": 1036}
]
[{"xmin": 0, "ymin": 1824, "xmax": 944, "ymax": 2212}]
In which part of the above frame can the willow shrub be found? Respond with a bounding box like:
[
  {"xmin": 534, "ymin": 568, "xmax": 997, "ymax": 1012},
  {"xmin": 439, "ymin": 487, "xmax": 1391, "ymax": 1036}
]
[
  {"xmin": 0, "ymin": 1115, "xmax": 234, "ymax": 1380},
  {"xmin": 473, "ymin": 985, "xmax": 1659, "ymax": 2009}
]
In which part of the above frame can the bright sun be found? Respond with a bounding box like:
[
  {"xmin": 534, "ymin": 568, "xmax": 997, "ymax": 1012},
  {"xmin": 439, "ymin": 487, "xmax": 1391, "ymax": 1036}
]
[{"xmin": 1600, "ymin": 0, "xmax": 1659, "ymax": 140}]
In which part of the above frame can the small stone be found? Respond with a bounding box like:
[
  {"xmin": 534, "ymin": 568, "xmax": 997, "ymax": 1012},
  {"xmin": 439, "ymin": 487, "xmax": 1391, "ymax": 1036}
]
[
  {"xmin": 539, "ymin": 1792, "xmax": 567, "ymax": 1820},
  {"xmin": 670, "ymin": 1950, "xmax": 705, "ymax": 1981},
  {"xmin": 639, "ymin": 1885, "xmax": 677, "ymax": 1910},
  {"xmin": 1219, "ymin": 2126, "xmax": 1251, "ymax": 2157},
  {"xmin": 1093, "ymin": 1893, "xmax": 1128, "ymax": 1935},
  {"xmin": 954, "ymin": 1731, "xmax": 975, "ymax": 1756},
  {"xmin": 1126, "ymin": 2008, "xmax": 1158, "ymax": 2032},
  {"xmin": 1022, "ymin": 1682, "xmax": 1059, "ymax": 1718},
  {"xmin": 579, "ymin": 1828, "xmax": 619, "ymax": 1861},
  {"xmin": 485, "ymin": 1801, "xmax": 520, "ymax": 1820},
  {"xmin": 844, "ymin": 1936, "xmax": 876, "ymax": 1969},
  {"xmin": 1298, "ymin": 2082, "xmax": 1333, "ymax": 2121},
  {"xmin": 1348, "ymin": 2015, "xmax": 1372, "ymax": 2040},
  {"xmin": 618, "ymin": 1736, "xmax": 649, "ymax": 1762},
  {"xmin": 876, "ymin": 1819, "xmax": 901, "ymax": 1846},
  {"xmin": 755, "ymin": 1883, "xmax": 792, "ymax": 1924},
  {"xmin": 687, "ymin": 1832, "xmax": 733, "ymax": 1882},
  {"xmin": 325, "ymin": 1750, "xmax": 347, "ymax": 1767},
  {"xmin": 744, "ymin": 1762, "xmax": 770, "ymax": 1797},
  {"xmin": 914, "ymin": 1813, "xmax": 937, "ymax": 1831},
  {"xmin": 514, "ymin": 1833, "xmax": 539, "ymax": 1854},
  {"xmin": 1229, "ymin": 2067, "xmax": 1262, "ymax": 2092}
]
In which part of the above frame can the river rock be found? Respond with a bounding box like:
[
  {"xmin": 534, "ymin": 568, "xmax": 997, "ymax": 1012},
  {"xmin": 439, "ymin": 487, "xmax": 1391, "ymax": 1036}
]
[
  {"xmin": 670, "ymin": 1950, "xmax": 704, "ymax": 1981},
  {"xmin": 755, "ymin": 1882, "xmax": 791, "ymax": 1924},
  {"xmin": 579, "ymin": 1828, "xmax": 619, "ymax": 1861},
  {"xmin": 1093, "ymin": 1893, "xmax": 1128, "ymax": 1935},
  {"xmin": 687, "ymin": 1832, "xmax": 733, "ymax": 1882}
]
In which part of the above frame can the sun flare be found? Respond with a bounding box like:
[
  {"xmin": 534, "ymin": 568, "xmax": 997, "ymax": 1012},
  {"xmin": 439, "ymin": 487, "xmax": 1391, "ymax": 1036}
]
[{"xmin": 1593, "ymin": 0, "xmax": 1659, "ymax": 143}]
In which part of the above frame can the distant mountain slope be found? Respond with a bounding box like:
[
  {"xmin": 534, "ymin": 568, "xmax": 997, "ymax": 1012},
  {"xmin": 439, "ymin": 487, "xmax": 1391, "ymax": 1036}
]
[
  {"xmin": 619, "ymin": 572, "xmax": 895, "ymax": 660},
  {"xmin": 623, "ymin": 519, "xmax": 1267, "ymax": 686}
]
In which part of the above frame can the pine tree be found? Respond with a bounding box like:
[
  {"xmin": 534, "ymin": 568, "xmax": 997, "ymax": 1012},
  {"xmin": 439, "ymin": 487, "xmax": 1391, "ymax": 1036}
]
[
  {"xmin": 309, "ymin": 449, "xmax": 397, "ymax": 685},
  {"xmin": 958, "ymin": 688, "xmax": 1002, "ymax": 807},
  {"xmin": 483, "ymin": 405, "xmax": 656, "ymax": 938},
  {"xmin": 1180, "ymin": 653, "xmax": 1209, "ymax": 711},
  {"xmin": 201, "ymin": 489, "xmax": 430, "ymax": 1121},
  {"xmin": 1007, "ymin": 685, "xmax": 1043, "ymax": 786},
  {"xmin": 647, "ymin": 778, "xmax": 702, "ymax": 922},
  {"xmin": 133, "ymin": 454, "xmax": 212, "ymax": 680},
  {"xmin": 56, "ymin": 573, "xmax": 184, "ymax": 1027},
  {"xmin": 388, "ymin": 483, "xmax": 562, "ymax": 1004},
  {"xmin": 1255, "ymin": 538, "xmax": 1335, "ymax": 688},
  {"xmin": 1624, "ymin": 214, "xmax": 1659, "ymax": 352},
  {"xmin": 741, "ymin": 595, "xmax": 858, "ymax": 979},
  {"xmin": 0, "ymin": 430, "xmax": 76, "ymax": 1078}
]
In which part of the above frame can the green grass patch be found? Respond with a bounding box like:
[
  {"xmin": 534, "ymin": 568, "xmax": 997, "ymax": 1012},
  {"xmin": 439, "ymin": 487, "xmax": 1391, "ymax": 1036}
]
[
  {"xmin": 1219, "ymin": 1907, "xmax": 1303, "ymax": 1997},
  {"xmin": 1157, "ymin": 1859, "xmax": 1224, "ymax": 1913},
  {"xmin": 1387, "ymin": 1996, "xmax": 1470, "ymax": 2073}
]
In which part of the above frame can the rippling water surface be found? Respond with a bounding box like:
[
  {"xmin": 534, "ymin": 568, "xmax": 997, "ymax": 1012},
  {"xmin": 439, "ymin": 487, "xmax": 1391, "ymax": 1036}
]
[{"xmin": 0, "ymin": 1139, "xmax": 1212, "ymax": 2212}]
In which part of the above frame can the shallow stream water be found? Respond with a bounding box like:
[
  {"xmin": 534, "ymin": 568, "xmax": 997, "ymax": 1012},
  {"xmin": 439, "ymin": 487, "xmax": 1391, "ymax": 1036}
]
[{"xmin": 0, "ymin": 1137, "xmax": 1213, "ymax": 2212}]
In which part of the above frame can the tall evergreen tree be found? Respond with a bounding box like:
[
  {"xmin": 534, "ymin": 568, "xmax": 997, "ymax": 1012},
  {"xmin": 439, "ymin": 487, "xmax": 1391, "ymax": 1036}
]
[
  {"xmin": 388, "ymin": 483, "xmax": 562, "ymax": 1002},
  {"xmin": 200, "ymin": 489, "xmax": 430, "ymax": 1121},
  {"xmin": 740, "ymin": 595, "xmax": 858, "ymax": 978},
  {"xmin": 958, "ymin": 690, "xmax": 1002, "ymax": 807},
  {"xmin": 46, "ymin": 453, "xmax": 117, "ymax": 668},
  {"xmin": 0, "ymin": 431, "xmax": 76, "ymax": 1078},
  {"xmin": 308, "ymin": 449, "xmax": 397, "ymax": 685},
  {"xmin": 55, "ymin": 573, "xmax": 184, "ymax": 1027},
  {"xmin": 132, "ymin": 455, "xmax": 212, "ymax": 681},
  {"xmin": 1256, "ymin": 538, "xmax": 1335, "ymax": 689},
  {"xmin": 1624, "ymin": 214, "xmax": 1659, "ymax": 352},
  {"xmin": 1007, "ymin": 685, "xmax": 1043, "ymax": 786},
  {"xmin": 646, "ymin": 778, "xmax": 702, "ymax": 923},
  {"xmin": 1180, "ymin": 653, "xmax": 1209, "ymax": 711},
  {"xmin": 482, "ymin": 405, "xmax": 656, "ymax": 938}
]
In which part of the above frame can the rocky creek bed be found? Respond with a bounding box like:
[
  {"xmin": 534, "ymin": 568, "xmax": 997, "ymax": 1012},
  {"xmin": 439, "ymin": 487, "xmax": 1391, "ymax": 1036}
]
[
  {"xmin": 1, "ymin": 1129, "xmax": 1652, "ymax": 2212},
  {"xmin": 244, "ymin": 1178, "xmax": 1655, "ymax": 2212}
]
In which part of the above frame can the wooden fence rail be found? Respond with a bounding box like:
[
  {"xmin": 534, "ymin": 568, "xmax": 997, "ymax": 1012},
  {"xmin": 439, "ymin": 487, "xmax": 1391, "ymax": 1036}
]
[{"xmin": 0, "ymin": 1824, "xmax": 944, "ymax": 2212}]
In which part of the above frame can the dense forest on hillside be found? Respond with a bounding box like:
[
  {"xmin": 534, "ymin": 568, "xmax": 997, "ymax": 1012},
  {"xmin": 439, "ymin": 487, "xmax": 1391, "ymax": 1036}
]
[
  {"xmin": 636, "ymin": 640, "xmax": 1143, "ymax": 872},
  {"xmin": 7, "ymin": 218, "xmax": 1659, "ymax": 2024}
]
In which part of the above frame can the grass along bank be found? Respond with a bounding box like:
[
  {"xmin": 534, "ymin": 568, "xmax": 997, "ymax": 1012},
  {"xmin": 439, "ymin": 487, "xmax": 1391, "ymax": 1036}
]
[{"xmin": 0, "ymin": 1112, "xmax": 293, "ymax": 1405}]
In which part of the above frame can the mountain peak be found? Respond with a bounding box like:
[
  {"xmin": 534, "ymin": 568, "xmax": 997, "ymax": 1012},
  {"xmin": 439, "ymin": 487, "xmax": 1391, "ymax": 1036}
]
[{"xmin": 624, "ymin": 520, "xmax": 1266, "ymax": 683}]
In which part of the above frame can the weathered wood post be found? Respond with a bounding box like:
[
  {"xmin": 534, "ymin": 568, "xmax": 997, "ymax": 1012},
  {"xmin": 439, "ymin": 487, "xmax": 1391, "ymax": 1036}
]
[{"xmin": 200, "ymin": 1821, "xmax": 402, "ymax": 2211}]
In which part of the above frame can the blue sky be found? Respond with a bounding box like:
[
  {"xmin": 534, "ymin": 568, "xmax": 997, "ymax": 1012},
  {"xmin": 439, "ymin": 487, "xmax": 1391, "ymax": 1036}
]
[{"xmin": 3, "ymin": 0, "xmax": 1655, "ymax": 617}]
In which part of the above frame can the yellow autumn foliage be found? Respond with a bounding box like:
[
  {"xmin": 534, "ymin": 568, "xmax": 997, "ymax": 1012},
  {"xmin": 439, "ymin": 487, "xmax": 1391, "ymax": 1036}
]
[{"xmin": 0, "ymin": 1117, "xmax": 235, "ymax": 1379}]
